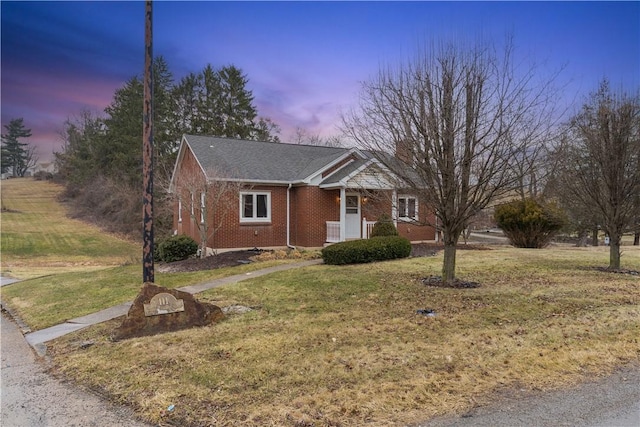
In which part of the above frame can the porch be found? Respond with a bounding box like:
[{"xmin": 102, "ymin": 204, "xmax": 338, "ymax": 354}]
[{"xmin": 326, "ymin": 218, "xmax": 376, "ymax": 243}]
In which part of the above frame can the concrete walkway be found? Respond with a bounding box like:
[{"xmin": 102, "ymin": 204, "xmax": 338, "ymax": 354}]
[
  {"xmin": 0, "ymin": 275, "xmax": 20, "ymax": 287},
  {"xmin": 13, "ymin": 259, "xmax": 323, "ymax": 352}
]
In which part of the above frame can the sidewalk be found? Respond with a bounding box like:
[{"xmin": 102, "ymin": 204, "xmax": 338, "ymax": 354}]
[{"xmin": 11, "ymin": 259, "xmax": 323, "ymax": 353}]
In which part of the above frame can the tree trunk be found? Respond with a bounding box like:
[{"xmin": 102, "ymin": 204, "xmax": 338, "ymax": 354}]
[
  {"xmin": 592, "ymin": 227, "xmax": 599, "ymax": 246},
  {"xmin": 609, "ymin": 234, "xmax": 621, "ymax": 270},
  {"xmin": 576, "ymin": 230, "xmax": 588, "ymax": 247},
  {"xmin": 634, "ymin": 232, "xmax": 639, "ymax": 246},
  {"xmin": 441, "ymin": 226, "xmax": 460, "ymax": 284},
  {"xmin": 442, "ymin": 243, "xmax": 457, "ymax": 284}
]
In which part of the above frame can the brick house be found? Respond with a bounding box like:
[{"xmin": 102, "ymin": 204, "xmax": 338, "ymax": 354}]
[{"xmin": 169, "ymin": 135, "xmax": 436, "ymax": 252}]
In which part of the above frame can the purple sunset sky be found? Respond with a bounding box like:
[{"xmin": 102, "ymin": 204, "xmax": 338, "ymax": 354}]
[{"xmin": 1, "ymin": 1, "xmax": 639, "ymax": 163}]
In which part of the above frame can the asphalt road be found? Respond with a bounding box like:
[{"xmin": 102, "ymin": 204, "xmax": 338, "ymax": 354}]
[
  {"xmin": 416, "ymin": 365, "xmax": 640, "ymax": 427},
  {"xmin": 1, "ymin": 312, "xmax": 152, "ymax": 427}
]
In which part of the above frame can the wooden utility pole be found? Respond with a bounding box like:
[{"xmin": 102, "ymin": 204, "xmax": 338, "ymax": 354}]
[{"xmin": 142, "ymin": 0, "xmax": 154, "ymax": 283}]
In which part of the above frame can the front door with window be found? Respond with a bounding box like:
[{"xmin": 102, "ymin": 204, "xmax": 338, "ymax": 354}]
[{"xmin": 345, "ymin": 194, "xmax": 360, "ymax": 239}]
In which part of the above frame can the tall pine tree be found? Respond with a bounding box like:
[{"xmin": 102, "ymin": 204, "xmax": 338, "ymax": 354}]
[{"xmin": 1, "ymin": 118, "xmax": 34, "ymax": 177}]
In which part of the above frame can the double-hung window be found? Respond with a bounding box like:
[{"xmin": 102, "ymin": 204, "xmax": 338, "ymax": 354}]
[
  {"xmin": 240, "ymin": 191, "xmax": 271, "ymax": 223},
  {"xmin": 398, "ymin": 195, "xmax": 418, "ymax": 221}
]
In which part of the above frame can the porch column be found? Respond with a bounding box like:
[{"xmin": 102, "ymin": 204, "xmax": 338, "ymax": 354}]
[{"xmin": 339, "ymin": 187, "xmax": 346, "ymax": 242}]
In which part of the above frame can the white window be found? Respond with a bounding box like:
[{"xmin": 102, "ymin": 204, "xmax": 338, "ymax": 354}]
[
  {"xmin": 178, "ymin": 199, "xmax": 183, "ymax": 223},
  {"xmin": 200, "ymin": 192, "xmax": 205, "ymax": 223},
  {"xmin": 240, "ymin": 191, "xmax": 271, "ymax": 223},
  {"xmin": 190, "ymin": 192, "xmax": 194, "ymax": 216},
  {"xmin": 398, "ymin": 195, "xmax": 418, "ymax": 221}
]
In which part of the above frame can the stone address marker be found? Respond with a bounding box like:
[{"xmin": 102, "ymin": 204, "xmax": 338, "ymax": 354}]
[
  {"xmin": 143, "ymin": 293, "xmax": 185, "ymax": 316},
  {"xmin": 113, "ymin": 283, "xmax": 223, "ymax": 341}
]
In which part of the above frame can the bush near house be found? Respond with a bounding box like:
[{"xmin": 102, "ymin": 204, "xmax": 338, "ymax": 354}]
[
  {"xmin": 494, "ymin": 198, "xmax": 567, "ymax": 248},
  {"xmin": 33, "ymin": 171, "xmax": 54, "ymax": 181},
  {"xmin": 155, "ymin": 235, "xmax": 198, "ymax": 262},
  {"xmin": 321, "ymin": 236, "xmax": 411, "ymax": 265},
  {"xmin": 369, "ymin": 213, "xmax": 399, "ymax": 237}
]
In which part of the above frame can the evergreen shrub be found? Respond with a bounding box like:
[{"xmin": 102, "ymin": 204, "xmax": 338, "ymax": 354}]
[
  {"xmin": 155, "ymin": 234, "xmax": 198, "ymax": 262},
  {"xmin": 494, "ymin": 198, "xmax": 567, "ymax": 248},
  {"xmin": 369, "ymin": 213, "xmax": 399, "ymax": 237},
  {"xmin": 321, "ymin": 236, "xmax": 411, "ymax": 265}
]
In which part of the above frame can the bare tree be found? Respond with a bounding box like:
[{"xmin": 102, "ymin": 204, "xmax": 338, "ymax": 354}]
[
  {"xmin": 559, "ymin": 80, "xmax": 640, "ymax": 269},
  {"xmin": 546, "ymin": 134, "xmax": 603, "ymax": 246},
  {"xmin": 174, "ymin": 169, "xmax": 247, "ymax": 258},
  {"xmin": 19, "ymin": 145, "xmax": 38, "ymax": 177},
  {"xmin": 342, "ymin": 38, "xmax": 562, "ymax": 284},
  {"xmin": 292, "ymin": 126, "xmax": 343, "ymax": 147}
]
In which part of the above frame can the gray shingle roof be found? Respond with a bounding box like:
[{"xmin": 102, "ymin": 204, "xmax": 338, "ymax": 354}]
[{"xmin": 184, "ymin": 135, "xmax": 351, "ymax": 183}]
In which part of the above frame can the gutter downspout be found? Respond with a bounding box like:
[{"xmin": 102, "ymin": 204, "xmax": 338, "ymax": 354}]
[
  {"xmin": 339, "ymin": 187, "xmax": 346, "ymax": 242},
  {"xmin": 286, "ymin": 183, "xmax": 295, "ymax": 249}
]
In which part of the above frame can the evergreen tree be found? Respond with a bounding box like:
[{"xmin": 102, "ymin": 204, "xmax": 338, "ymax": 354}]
[
  {"xmin": 194, "ymin": 64, "xmax": 223, "ymax": 135},
  {"xmin": 219, "ymin": 65, "xmax": 257, "ymax": 139},
  {"xmin": 253, "ymin": 117, "xmax": 281, "ymax": 142},
  {"xmin": 183, "ymin": 64, "xmax": 273, "ymax": 140},
  {"xmin": 171, "ymin": 72, "xmax": 200, "ymax": 138},
  {"xmin": 54, "ymin": 59, "xmax": 280, "ymax": 238},
  {"xmin": 1, "ymin": 118, "xmax": 33, "ymax": 177},
  {"xmin": 101, "ymin": 56, "xmax": 175, "ymax": 186}
]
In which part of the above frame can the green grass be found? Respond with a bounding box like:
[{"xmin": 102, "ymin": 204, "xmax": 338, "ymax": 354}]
[
  {"xmin": 0, "ymin": 259, "xmax": 300, "ymax": 330},
  {"xmin": 1, "ymin": 178, "xmax": 139, "ymax": 278}
]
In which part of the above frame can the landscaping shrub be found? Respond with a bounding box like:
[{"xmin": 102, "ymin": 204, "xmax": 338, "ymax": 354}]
[
  {"xmin": 494, "ymin": 198, "xmax": 567, "ymax": 248},
  {"xmin": 321, "ymin": 236, "xmax": 411, "ymax": 265},
  {"xmin": 33, "ymin": 171, "xmax": 54, "ymax": 181},
  {"xmin": 370, "ymin": 213, "xmax": 399, "ymax": 237},
  {"xmin": 155, "ymin": 235, "xmax": 198, "ymax": 262}
]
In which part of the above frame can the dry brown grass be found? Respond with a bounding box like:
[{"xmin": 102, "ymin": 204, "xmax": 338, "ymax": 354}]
[{"xmin": 48, "ymin": 245, "xmax": 639, "ymax": 426}]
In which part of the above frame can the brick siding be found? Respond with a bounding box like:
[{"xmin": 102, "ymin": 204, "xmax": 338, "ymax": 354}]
[{"xmin": 173, "ymin": 145, "xmax": 435, "ymax": 249}]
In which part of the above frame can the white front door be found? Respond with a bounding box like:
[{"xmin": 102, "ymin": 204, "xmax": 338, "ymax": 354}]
[{"xmin": 345, "ymin": 194, "xmax": 361, "ymax": 239}]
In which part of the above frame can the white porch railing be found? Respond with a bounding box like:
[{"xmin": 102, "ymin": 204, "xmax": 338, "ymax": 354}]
[
  {"xmin": 362, "ymin": 218, "xmax": 376, "ymax": 239},
  {"xmin": 326, "ymin": 219, "xmax": 377, "ymax": 242},
  {"xmin": 326, "ymin": 221, "xmax": 341, "ymax": 243}
]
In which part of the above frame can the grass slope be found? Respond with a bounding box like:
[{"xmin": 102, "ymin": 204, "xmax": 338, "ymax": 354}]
[{"xmin": 1, "ymin": 178, "xmax": 139, "ymax": 278}]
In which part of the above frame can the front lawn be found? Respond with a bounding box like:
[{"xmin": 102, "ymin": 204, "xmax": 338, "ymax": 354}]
[{"xmin": 47, "ymin": 245, "xmax": 639, "ymax": 426}]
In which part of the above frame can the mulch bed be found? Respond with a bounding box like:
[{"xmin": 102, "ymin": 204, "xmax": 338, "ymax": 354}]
[
  {"xmin": 158, "ymin": 243, "xmax": 491, "ymax": 275},
  {"xmin": 157, "ymin": 249, "xmax": 264, "ymax": 273},
  {"xmin": 591, "ymin": 266, "xmax": 640, "ymax": 276},
  {"xmin": 421, "ymin": 275, "xmax": 481, "ymax": 289}
]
